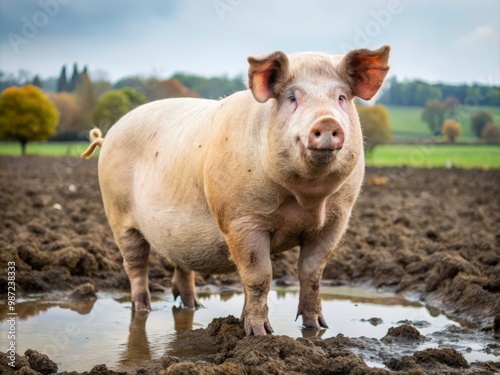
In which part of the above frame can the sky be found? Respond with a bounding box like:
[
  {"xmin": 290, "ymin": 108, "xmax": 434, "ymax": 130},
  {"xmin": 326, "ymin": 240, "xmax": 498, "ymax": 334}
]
[{"xmin": 1, "ymin": 0, "xmax": 499, "ymax": 85}]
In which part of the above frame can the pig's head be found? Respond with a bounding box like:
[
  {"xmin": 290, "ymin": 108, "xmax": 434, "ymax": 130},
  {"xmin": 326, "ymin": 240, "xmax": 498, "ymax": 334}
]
[{"xmin": 248, "ymin": 46, "xmax": 390, "ymax": 182}]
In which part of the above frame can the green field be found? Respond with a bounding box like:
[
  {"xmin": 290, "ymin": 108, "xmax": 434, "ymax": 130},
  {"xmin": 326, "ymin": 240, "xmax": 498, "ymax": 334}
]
[
  {"xmin": 0, "ymin": 142, "xmax": 94, "ymax": 157},
  {"xmin": 1, "ymin": 141, "xmax": 499, "ymax": 169},
  {"xmin": 387, "ymin": 105, "xmax": 500, "ymax": 142},
  {"xmin": 366, "ymin": 144, "xmax": 500, "ymax": 169}
]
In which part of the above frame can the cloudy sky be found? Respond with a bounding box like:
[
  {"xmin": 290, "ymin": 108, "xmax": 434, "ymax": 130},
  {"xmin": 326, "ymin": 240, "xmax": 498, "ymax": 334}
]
[{"xmin": 1, "ymin": 0, "xmax": 499, "ymax": 85}]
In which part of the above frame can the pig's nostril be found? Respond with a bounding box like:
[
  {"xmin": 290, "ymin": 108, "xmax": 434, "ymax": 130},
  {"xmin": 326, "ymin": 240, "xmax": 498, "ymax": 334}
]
[
  {"xmin": 332, "ymin": 131, "xmax": 337, "ymax": 137},
  {"xmin": 314, "ymin": 131, "xmax": 321, "ymax": 137}
]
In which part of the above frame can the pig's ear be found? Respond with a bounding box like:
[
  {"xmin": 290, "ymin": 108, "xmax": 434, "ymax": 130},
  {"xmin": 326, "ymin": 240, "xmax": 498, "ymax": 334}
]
[
  {"xmin": 248, "ymin": 51, "xmax": 290, "ymax": 103},
  {"xmin": 338, "ymin": 45, "xmax": 390, "ymax": 101}
]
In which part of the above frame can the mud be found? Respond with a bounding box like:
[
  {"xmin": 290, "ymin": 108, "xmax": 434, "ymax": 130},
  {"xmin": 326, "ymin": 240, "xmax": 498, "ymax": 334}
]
[{"xmin": 0, "ymin": 156, "xmax": 499, "ymax": 374}]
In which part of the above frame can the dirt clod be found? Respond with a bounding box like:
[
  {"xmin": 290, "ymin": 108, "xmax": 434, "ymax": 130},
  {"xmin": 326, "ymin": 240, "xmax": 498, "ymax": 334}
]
[
  {"xmin": 24, "ymin": 349, "xmax": 58, "ymax": 375},
  {"xmin": 70, "ymin": 282, "xmax": 98, "ymax": 300},
  {"xmin": 413, "ymin": 348, "xmax": 468, "ymax": 368},
  {"xmin": 381, "ymin": 325, "xmax": 424, "ymax": 344}
]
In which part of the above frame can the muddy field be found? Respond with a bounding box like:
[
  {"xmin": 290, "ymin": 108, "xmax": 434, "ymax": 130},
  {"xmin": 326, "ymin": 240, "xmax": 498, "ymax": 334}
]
[{"xmin": 0, "ymin": 156, "xmax": 499, "ymax": 374}]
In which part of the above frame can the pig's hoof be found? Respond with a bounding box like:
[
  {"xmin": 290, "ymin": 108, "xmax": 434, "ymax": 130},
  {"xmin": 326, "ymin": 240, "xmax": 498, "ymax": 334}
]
[
  {"xmin": 244, "ymin": 320, "xmax": 274, "ymax": 336},
  {"xmin": 172, "ymin": 288, "xmax": 202, "ymax": 309},
  {"xmin": 300, "ymin": 313, "xmax": 329, "ymax": 329},
  {"xmin": 132, "ymin": 292, "xmax": 151, "ymax": 311}
]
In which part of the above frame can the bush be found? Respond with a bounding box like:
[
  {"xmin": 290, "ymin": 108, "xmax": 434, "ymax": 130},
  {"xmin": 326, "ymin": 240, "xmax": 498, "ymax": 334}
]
[
  {"xmin": 92, "ymin": 87, "xmax": 147, "ymax": 131},
  {"xmin": 470, "ymin": 111, "xmax": 494, "ymax": 138},
  {"xmin": 358, "ymin": 104, "xmax": 392, "ymax": 154},
  {"xmin": 422, "ymin": 99, "xmax": 444, "ymax": 135},
  {"xmin": 481, "ymin": 123, "xmax": 500, "ymax": 144},
  {"xmin": 441, "ymin": 120, "xmax": 461, "ymax": 143}
]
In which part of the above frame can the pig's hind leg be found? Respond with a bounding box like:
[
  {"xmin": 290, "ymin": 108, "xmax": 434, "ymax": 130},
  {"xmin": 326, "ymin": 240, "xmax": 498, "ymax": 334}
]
[
  {"xmin": 116, "ymin": 228, "xmax": 152, "ymax": 311},
  {"xmin": 171, "ymin": 267, "xmax": 201, "ymax": 309}
]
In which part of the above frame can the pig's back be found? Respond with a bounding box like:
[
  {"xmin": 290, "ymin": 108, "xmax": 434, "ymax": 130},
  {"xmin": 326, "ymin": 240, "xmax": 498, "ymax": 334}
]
[{"xmin": 102, "ymin": 97, "xmax": 219, "ymax": 158}]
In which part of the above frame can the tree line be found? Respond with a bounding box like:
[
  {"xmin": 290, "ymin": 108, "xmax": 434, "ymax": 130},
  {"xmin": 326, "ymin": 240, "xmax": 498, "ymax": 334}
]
[
  {"xmin": 0, "ymin": 66, "xmax": 242, "ymax": 153},
  {"xmin": 378, "ymin": 77, "xmax": 500, "ymax": 107},
  {"xmin": 0, "ymin": 65, "xmax": 498, "ymax": 155}
]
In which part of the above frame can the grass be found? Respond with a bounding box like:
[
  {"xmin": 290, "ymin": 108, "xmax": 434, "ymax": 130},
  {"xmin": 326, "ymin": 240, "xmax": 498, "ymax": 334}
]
[
  {"xmin": 387, "ymin": 105, "xmax": 500, "ymax": 142},
  {"xmin": 366, "ymin": 144, "xmax": 500, "ymax": 169},
  {"xmin": 1, "ymin": 141, "xmax": 498, "ymax": 169},
  {"xmin": 0, "ymin": 142, "xmax": 94, "ymax": 157}
]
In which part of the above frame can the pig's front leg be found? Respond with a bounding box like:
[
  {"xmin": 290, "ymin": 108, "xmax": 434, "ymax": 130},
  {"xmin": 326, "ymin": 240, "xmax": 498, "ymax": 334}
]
[
  {"xmin": 224, "ymin": 227, "xmax": 273, "ymax": 336},
  {"xmin": 297, "ymin": 212, "xmax": 350, "ymax": 329}
]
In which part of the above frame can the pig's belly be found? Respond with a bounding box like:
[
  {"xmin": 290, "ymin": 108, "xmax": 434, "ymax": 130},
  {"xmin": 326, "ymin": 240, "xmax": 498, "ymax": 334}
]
[{"xmin": 136, "ymin": 207, "xmax": 236, "ymax": 274}]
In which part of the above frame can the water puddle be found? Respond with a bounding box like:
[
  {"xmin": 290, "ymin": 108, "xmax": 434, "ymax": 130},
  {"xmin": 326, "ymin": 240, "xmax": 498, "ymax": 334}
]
[{"xmin": 0, "ymin": 286, "xmax": 497, "ymax": 372}]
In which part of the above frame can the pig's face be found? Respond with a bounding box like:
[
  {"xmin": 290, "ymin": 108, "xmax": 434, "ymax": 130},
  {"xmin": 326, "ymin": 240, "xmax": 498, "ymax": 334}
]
[
  {"xmin": 276, "ymin": 55, "xmax": 355, "ymax": 167},
  {"xmin": 248, "ymin": 46, "xmax": 390, "ymax": 179}
]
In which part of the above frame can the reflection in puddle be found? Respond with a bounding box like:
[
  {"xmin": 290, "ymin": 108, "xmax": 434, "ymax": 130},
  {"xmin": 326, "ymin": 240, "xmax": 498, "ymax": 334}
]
[{"xmin": 0, "ymin": 286, "xmax": 496, "ymax": 372}]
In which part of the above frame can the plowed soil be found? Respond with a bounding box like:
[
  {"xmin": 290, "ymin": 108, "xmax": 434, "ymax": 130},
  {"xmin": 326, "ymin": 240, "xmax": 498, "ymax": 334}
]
[{"xmin": 1, "ymin": 156, "xmax": 499, "ymax": 374}]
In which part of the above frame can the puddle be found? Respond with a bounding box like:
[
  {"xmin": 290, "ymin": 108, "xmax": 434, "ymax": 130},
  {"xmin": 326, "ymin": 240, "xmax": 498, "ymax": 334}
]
[{"xmin": 0, "ymin": 286, "xmax": 497, "ymax": 372}]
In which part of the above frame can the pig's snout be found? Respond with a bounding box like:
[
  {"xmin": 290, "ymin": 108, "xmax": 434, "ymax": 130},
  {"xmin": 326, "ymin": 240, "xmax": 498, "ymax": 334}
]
[{"xmin": 307, "ymin": 117, "xmax": 345, "ymax": 152}]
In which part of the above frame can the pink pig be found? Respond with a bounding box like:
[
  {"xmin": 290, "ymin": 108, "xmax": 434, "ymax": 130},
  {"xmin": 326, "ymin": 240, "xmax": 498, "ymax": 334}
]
[{"xmin": 82, "ymin": 45, "xmax": 390, "ymax": 336}]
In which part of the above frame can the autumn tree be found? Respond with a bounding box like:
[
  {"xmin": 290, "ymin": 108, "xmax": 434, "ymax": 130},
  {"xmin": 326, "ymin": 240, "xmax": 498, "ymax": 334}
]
[
  {"xmin": 421, "ymin": 99, "xmax": 444, "ymax": 135},
  {"xmin": 0, "ymin": 85, "xmax": 59, "ymax": 155},
  {"xmin": 48, "ymin": 92, "xmax": 81, "ymax": 132},
  {"xmin": 92, "ymin": 87, "xmax": 146, "ymax": 131},
  {"xmin": 481, "ymin": 123, "xmax": 500, "ymax": 144},
  {"xmin": 470, "ymin": 110, "xmax": 494, "ymax": 138},
  {"xmin": 441, "ymin": 119, "xmax": 461, "ymax": 143},
  {"xmin": 358, "ymin": 104, "xmax": 392, "ymax": 155}
]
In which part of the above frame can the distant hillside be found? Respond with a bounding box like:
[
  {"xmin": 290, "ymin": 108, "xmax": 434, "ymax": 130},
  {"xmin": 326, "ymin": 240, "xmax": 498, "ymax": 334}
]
[
  {"xmin": 114, "ymin": 77, "xmax": 199, "ymax": 101},
  {"xmin": 172, "ymin": 73, "xmax": 246, "ymax": 99}
]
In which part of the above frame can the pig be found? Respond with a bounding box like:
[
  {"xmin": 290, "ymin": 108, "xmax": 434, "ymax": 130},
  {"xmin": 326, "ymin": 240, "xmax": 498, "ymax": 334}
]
[{"xmin": 82, "ymin": 45, "xmax": 390, "ymax": 336}]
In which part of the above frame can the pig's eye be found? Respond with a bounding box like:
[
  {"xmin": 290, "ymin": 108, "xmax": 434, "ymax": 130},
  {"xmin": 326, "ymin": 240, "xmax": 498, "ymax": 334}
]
[
  {"xmin": 288, "ymin": 95, "xmax": 296, "ymax": 103},
  {"xmin": 338, "ymin": 95, "xmax": 346, "ymax": 102}
]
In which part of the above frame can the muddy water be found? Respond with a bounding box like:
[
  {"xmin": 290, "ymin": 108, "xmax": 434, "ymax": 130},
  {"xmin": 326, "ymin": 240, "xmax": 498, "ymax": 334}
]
[{"xmin": 0, "ymin": 286, "xmax": 496, "ymax": 372}]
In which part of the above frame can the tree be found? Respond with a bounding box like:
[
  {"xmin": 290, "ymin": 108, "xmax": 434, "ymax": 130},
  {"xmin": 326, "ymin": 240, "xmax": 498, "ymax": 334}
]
[
  {"xmin": 357, "ymin": 105, "xmax": 392, "ymax": 155},
  {"xmin": 0, "ymin": 85, "xmax": 59, "ymax": 155},
  {"xmin": 75, "ymin": 68, "xmax": 97, "ymax": 129},
  {"xmin": 441, "ymin": 119, "xmax": 461, "ymax": 143},
  {"xmin": 481, "ymin": 123, "xmax": 500, "ymax": 144},
  {"xmin": 470, "ymin": 111, "xmax": 494, "ymax": 138},
  {"xmin": 92, "ymin": 87, "xmax": 145, "ymax": 131},
  {"xmin": 57, "ymin": 65, "xmax": 67, "ymax": 92},
  {"xmin": 414, "ymin": 81, "xmax": 442, "ymax": 106},
  {"xmin": 442, "ymin": 96, "xmax": 460, "ymax": 118},
  {"xmin": 422, "ymin": 99, "xmax": 444, "ymax": 135},
  {"xmin": 32, "ymin": 75, "xmax": 42, "ymax": 88},
  {"xmin": 377, "ymin": 76, "xmax": 499, "ymax": 107},
  {"xmin": 121, "ymin": 87, "xmax": 147, "ymax": 109},
  {"xmin": 68, "ymin": 63, "xmax": 80, "ymax": 92},
  {"xmin": 48, "ymin": 92, "xmax": 81, "ymax": 132}
]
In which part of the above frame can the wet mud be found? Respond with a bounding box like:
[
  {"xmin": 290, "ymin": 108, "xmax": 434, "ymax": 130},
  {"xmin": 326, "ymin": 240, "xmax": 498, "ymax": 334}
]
[{"xmin": 0, "ymin": 156, "xmax": 499, "ymax": 374}]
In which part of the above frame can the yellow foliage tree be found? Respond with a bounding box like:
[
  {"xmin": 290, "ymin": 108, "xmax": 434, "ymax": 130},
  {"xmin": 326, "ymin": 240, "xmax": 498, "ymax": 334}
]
[
  {"xmin": 0, "ymin": 85, "xmax": 59, "ymax": 155},
  {"xmin": 442, "ymin": 119, "xmax": 461, "ymax": 143},
  {"xmin": 357, "ymin": 104, "xmax": 392, "ymax": 154}
]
